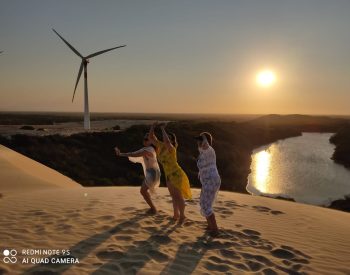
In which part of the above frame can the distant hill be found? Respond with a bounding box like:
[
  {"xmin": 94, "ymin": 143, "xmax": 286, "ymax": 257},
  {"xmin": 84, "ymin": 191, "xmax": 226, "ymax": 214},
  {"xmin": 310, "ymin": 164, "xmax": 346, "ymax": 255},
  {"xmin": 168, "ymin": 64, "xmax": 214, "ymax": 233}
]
[{"xmin": 246, "ymin": 114, "xmax": 348, "ymax": 132}]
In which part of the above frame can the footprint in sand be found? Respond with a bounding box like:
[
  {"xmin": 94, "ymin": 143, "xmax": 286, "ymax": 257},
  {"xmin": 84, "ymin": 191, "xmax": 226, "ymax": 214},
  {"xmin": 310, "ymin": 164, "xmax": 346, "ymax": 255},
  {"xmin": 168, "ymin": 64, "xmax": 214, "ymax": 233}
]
[
  {"xmin": 203, "ymin": 227, "xmax": 311, "ymax": 273},
  {"xmin": 97, "ymin": 215, "xmax": 115, "ymax": 221},
  {"xmin": 149, "ymin": 234, "xmax": 172, "ymax": 245},
  {"xmin": 148, "ymin": 249, "xmax": 169, "ymax": 262},
  {"xmin": 270, "ymin": 210, "xmax": 285, "ymax": 215},
  {"xmin": 121, "ymin": 206, "xmax": 137, "ymax": 211},
  {"xmin": 183, "ymin": 219, "xmax": 196, "ymax": 227},
  {"xmin": 280, "ymin": 245, "xmax": 312, "ymax": 259},
  {"xmin": 262, "ymin": 268, "xmax": 278, "ymax": 275},
  {"xmin": 96, "ymin": 250, "xmax": 124, "ymax": 260},
  {"xmin": 239, "ymin": 252, "xmax": 274, "ymax": 267},
  {"xmin": 253, "ymin": 206, "xmax": 271, "ymax": 212},
  {"xmin": 219, "ymin": 249, "xmax": 241, "ymax": 260},
  {"xmin": 223, "ymin": 200, "xmax": 247, "ymax": 209},
  {"xmin": 205, "ymin": 261, "xmax": 231, "ymax": 272},
  {"xmin": 271, "ymin": 248, "xmax": 295, "ymax": 259},
  {"xmin": 143, "ymin": 226, "xmax": 157, "ymax": 233},
  {"xmin": 27, "ymin": 209, "xmax": 47, "ymax": 216},
  {"xmin": 114, "ymin": 235, "xmax": 133, "ymax": 241},
  {"xmin": 242, "ymin": 229, "xmax": 261, "ymax": 237},
  {"xmin": 252, "ymin": 206, "xmax": 285, "ymax": 215}
]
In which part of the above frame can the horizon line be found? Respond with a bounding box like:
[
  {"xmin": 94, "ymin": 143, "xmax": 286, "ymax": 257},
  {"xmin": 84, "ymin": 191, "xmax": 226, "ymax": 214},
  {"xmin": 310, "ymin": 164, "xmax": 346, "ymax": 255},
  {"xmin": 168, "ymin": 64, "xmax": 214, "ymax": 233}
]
[{"xmin": 0, "ymin": 111, "xmax": 350, "ymax": 117}]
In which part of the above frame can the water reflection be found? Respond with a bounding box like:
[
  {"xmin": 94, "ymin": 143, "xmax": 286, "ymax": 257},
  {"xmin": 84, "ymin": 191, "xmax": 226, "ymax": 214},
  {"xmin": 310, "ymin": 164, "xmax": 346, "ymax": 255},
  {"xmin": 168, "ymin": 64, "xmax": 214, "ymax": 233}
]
[
  {"xmin": 254, "ymin": 150, "xmax": 271, "ymax": 193},
  {"xmin": 247, "ymin": 133, "xmax": 350, "ymax": 205}
]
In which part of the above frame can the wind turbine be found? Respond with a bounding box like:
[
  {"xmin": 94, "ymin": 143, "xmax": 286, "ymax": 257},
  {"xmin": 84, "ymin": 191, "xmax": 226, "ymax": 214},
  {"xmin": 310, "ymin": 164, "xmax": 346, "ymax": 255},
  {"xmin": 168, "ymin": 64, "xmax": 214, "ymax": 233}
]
[{"xmin": 52, "ymin": 29, "xmax": 126, "ymax": 130}]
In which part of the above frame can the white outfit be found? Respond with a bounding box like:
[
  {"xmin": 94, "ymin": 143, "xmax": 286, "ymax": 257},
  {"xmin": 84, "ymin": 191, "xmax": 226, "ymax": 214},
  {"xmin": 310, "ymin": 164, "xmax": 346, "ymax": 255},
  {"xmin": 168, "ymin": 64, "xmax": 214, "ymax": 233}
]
[
  {"xmin": 128, "ymin": 146, "xmax": 161, "ymax": 191},
  {"xmin": 197, "ymin": 144, "xmax": 221, "ymax": 217}
]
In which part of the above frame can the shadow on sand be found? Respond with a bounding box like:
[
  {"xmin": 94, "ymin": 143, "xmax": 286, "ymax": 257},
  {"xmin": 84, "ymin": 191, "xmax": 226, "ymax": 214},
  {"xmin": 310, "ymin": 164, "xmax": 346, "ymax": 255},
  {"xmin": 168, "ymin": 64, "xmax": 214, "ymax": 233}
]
[{"xmin": 23, "ymin": 209, "xmax": 149, "ymax": 275}]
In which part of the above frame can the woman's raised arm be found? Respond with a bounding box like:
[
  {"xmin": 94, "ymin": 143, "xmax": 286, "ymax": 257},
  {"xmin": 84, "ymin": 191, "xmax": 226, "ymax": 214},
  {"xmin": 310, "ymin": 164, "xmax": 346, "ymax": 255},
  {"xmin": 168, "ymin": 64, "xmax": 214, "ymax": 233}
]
[
  {"xmin": 160, "ymin": 124, "xmax": 173, "ymax": 150},
  {"xmin": 148, "ymin": 121, "xmax": 159, "ymax": 144}
]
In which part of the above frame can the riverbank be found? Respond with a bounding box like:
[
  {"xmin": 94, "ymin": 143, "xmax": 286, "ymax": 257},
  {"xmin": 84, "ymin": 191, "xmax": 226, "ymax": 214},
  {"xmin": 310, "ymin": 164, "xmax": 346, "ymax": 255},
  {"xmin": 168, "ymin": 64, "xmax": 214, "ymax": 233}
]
[{"xmin": 330, "ymin": 125, "xmax": 350, "ymax": 168}]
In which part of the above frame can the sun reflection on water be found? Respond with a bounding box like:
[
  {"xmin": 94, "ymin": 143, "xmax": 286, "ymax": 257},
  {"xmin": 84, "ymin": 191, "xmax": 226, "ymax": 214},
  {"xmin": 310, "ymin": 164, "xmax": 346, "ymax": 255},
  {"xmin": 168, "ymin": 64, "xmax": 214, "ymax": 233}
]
[{"xmin": 254, "ymin": 150, "xmax": 271, "ymax": 193}]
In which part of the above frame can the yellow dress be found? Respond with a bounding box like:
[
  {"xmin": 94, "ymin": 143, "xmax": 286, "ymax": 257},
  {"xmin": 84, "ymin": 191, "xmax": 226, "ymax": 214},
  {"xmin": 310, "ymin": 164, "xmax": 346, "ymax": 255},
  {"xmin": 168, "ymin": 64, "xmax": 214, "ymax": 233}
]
[{"xmin": 155, "ymin": 140, "xmax": 192, "ymax": 199}]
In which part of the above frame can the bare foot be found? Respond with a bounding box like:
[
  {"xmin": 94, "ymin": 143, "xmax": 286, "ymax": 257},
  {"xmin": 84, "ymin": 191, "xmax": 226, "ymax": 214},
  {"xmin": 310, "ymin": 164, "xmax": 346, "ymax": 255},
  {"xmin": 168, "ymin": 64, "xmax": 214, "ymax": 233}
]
[
  {"xmin": 209, "ymin": 229, "xmax": 219, "ymax": 238},
  {"xmin": 146, "ymin": 208, "xmax": 157, "ymax": 215},
  {"xmin": 178, "ymin": 216, "xmax": 186, "ymax": 224}
]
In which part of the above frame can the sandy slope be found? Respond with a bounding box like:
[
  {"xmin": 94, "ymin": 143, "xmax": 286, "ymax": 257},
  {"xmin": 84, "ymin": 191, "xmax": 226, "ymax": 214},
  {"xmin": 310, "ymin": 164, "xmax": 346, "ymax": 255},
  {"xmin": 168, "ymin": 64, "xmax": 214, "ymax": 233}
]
[
  {"xmin": 0, "ymin": 147, "xmax": 349, "ymax": 274},
  {"xmin": 0, "ymin": 145, "xmax": 81, "ymax": 196}
]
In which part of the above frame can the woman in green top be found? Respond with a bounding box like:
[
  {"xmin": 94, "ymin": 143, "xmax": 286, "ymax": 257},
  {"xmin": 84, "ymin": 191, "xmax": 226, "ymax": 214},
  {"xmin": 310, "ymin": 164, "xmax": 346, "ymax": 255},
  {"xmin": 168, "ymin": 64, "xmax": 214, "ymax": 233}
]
[{"xmin": 149, "ymin": 122, "xmax": 192, "ymax": 223}]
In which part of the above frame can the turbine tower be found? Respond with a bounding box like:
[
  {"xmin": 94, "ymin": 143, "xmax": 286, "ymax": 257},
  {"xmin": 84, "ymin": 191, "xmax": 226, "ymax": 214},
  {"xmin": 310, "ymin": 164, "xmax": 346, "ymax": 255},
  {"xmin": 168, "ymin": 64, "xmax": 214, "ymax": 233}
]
[{"xmin": 52, "ymin": 29, "xmax": 125, "ymax": 130}]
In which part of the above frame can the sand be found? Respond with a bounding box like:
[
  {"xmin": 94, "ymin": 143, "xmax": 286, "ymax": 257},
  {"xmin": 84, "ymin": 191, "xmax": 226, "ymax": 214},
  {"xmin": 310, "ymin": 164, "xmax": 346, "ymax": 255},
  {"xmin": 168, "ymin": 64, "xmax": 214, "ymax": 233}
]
[
  {"xmin": 0, "ymin": 146, "xmax": 350, "ymax": 274},
  {"xmin": 0, "ymin": 145, "xmax": 81, "ymax": 196}
]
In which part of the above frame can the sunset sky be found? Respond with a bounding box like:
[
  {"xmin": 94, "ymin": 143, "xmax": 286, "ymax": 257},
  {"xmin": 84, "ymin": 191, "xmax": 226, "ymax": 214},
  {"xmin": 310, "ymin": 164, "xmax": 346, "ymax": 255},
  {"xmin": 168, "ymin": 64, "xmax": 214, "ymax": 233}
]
[{"xmin": 0, "ymin": 0, "xmax": 350, "ymax": 115}]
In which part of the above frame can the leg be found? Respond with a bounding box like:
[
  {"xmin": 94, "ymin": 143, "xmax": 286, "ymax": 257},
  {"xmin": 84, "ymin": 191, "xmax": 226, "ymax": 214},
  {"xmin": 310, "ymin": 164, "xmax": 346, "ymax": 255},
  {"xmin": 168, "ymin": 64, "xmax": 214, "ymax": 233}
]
[
  {"xmin": 167, "ymin": 181, "xmax": 180, "ymax": 220},
  {"xmin": 200, "ymin": 189, "xmax": 212, "ymax": 230},
  {"xmin": 171, "ymin": 185, "xmax": 186, "ymax": 223},
  {"xmin": 140, "ymin": 182, "xmax": 157, "ymax": 213},
  {"xmin": 200, "ymin": 178, "xmax": 220, "ymax": 234},
  {"xmin": 207, "ymin": 213, "xmax": 219, "ymax": 236},
  {"xmin": 205, "ymin": 216, "xmax": 212, "ymax": 230}
]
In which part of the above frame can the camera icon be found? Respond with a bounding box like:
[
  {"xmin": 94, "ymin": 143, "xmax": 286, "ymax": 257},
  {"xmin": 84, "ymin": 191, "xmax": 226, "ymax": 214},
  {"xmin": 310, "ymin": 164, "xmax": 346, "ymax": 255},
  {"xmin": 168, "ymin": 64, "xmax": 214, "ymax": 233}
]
[{"xmin": 3, "ymin": 249, "xmax": 17, "ymax": 264}]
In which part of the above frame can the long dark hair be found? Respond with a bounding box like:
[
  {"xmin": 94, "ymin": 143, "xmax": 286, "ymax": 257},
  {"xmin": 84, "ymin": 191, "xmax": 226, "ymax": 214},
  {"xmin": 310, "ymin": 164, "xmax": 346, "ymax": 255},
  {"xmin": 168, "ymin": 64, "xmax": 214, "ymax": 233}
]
[{"xmin": 169, "ymin": 133, "xmax": 178, "ymax": 147}]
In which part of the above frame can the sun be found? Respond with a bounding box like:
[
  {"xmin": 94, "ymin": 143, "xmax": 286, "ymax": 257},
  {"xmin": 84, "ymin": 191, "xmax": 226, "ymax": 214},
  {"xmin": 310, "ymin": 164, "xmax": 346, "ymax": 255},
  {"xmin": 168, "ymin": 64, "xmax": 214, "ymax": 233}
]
[{"xmin": 256, "ymin": 70, "xmax": 276, "ymax": 87}]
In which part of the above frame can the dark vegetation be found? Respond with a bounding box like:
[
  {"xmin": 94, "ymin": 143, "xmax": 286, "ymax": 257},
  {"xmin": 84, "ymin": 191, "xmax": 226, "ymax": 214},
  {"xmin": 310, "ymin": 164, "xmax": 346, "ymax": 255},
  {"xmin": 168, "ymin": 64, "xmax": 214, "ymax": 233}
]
[
  {"xmin": 246, "ymin": 114, "xmax": 347, "ymax": 132},
  {"xmin": 328, "ymin": 125, "xmax": 350, "ymax": 213},
  {"xmin": 329, "ymin": 196, "xmax": 350, "ymax": 212},
  {"xmin": 105, "ymin": 125, "xmax": 121, "ymax": 131},
  {"xmin": 330, "ymin": 125, "xmax": 350, "ymax": 169},
  {"xmin": 19, "ymin": 125, "xmax": 35, "ymax": 130}
]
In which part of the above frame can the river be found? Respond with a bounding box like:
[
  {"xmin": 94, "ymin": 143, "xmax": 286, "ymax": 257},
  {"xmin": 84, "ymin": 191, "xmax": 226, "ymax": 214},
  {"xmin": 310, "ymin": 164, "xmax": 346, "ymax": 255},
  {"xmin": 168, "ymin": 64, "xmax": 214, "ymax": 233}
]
[{"xmin": 247, "ymin": 133, "xmax": 350, "ymax": 206}]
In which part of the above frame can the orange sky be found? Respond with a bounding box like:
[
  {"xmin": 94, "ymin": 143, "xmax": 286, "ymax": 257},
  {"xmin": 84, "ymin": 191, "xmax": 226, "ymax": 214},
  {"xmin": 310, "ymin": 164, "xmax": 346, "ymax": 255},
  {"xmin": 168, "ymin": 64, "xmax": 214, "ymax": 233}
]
[{"xmin": 1, "ymin": 1, "xmax": 350, "ymax": 115}]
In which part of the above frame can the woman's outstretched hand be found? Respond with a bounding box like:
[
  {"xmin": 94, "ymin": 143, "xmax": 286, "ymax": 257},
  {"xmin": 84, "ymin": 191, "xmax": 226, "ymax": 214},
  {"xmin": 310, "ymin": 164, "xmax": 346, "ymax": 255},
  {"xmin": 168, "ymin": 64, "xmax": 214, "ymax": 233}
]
[{"xmin": 114, "ymin": 147, "xmax": 121, "ymax": 156}]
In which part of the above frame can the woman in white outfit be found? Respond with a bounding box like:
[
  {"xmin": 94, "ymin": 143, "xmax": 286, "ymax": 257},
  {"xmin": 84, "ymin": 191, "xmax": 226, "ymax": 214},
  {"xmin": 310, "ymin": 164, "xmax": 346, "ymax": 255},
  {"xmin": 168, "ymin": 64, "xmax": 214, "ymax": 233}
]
[
  {"xmin": 195, "ymin": 132, "xmax": 221, "ymax": 236},
  {"xmin": 115, "ymin": 133, "xmax": 161, "ymax": 214}
]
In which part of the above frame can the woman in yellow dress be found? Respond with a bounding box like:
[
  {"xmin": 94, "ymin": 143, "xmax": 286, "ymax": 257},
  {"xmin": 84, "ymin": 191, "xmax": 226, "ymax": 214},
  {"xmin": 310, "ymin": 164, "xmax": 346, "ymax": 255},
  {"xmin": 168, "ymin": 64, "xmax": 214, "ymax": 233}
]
[{"xmin": 149, "ymin": 122, "xmax": 192, "ymax": 223}]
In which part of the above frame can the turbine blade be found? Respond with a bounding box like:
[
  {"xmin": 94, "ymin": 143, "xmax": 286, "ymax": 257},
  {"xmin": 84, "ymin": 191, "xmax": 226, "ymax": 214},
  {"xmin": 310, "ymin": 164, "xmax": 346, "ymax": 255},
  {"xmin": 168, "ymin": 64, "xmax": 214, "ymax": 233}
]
[
  {"xmin": 72, "ymin": 61, "xmax": 84, "ymax": 102},
  {"xmin": 52, "ymin": 29, "xmax": 83, "ymax": 58},
  {"xmin": 86, "ymin": 45, "xmax": 126, "ymax": 59}
]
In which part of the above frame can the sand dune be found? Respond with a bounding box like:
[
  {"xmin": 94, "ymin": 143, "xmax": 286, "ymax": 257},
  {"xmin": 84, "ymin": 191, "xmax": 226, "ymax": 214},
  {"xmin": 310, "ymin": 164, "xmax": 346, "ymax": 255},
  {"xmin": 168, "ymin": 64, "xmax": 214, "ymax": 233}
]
[
  {"xmin": 0, "ymin": 145, "xmax": 81, "ymax": 196},
  {"xmin": 0, "ymin": 148, "xmax": 350, "ymax": 274}
]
